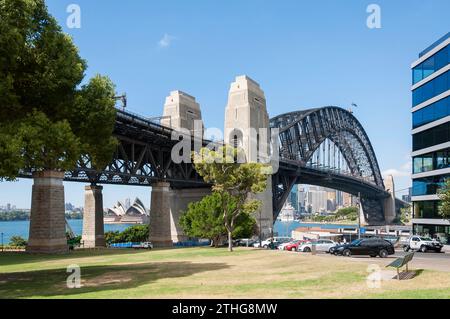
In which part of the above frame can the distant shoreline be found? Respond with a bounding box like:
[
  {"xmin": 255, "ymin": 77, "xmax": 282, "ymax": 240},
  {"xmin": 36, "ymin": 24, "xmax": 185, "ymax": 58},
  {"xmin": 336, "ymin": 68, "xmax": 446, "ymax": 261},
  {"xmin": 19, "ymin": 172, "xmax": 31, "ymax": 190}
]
[
  {"xmin": 278, "ymin": 220, "xmax": 358, "ymax": 226},
  {"xmin": 104, "ymin": 222, "xmax": 147, "ymax": 225},
  {"xmin": 0, "ymin": 218, "xmax": 83, "ymax": 222}
]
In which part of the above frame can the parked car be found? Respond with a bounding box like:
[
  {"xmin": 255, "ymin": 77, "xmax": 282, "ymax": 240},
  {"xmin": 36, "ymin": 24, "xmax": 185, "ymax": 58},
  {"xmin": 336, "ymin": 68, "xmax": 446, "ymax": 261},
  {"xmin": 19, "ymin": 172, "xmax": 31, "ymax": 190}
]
[
  {"xmin": 277, "ymin": 241, "xmax": 294, "ymax": 250},
  {"xmin": 333, "ymin": 238, "xmax": 394, "ymax": 258},
  {"xmin": 298, "ymin": 239, "xmax": 337, "ymax": 253},
  {"xmin": 131, "ymin": 242, "xmax": 153, "ymax": 249},
  {"xmin": 277, "ymin": 239, "xmax": 304, "ymax": 251},
  {"xmin": 278, "ymin": 240, "xmax": 302, "ymax": 251},
  {"xmin": 403, "ymin": 236, "xmax": 443, "ymax": 253},
  {"xmin": 253, "ymin": 237, "xmax": 292, "ymax": 249},
  {"xmin": 236, "ymin": 239, "xmax": 257, "ymax": 247},
  {"xmin": 328, "ymin": 244, "xmax": 342, "ymax": 255},
  {"xmin": 379, "ymin": 236, "xmax": 400, "ymax": 246},
  {"xmin": 282, "ymin": 240, "xmax": 309, "ymax": 251}
]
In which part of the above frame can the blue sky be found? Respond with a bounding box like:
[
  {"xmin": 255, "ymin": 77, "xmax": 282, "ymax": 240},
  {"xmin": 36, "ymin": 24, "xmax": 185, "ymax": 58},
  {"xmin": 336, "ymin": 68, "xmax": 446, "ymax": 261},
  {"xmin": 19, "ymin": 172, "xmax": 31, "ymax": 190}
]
[{"xmin": 1, "ymin": 0, "xmax": 449, "ymax": 209}]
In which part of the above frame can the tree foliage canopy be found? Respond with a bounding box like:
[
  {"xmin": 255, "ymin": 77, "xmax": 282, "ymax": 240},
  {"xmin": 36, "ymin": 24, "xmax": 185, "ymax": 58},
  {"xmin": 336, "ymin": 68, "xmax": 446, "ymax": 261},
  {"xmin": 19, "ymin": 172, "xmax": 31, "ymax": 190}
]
[
  {"xmin": 180, "ymin": 192, "xmax": 256, "ymax": 246},
  {"xmin": 438, "ymin": 179, "xmax": 450, "ymax": 219},
  {"xmin": 0, "ymin": 0, "xmax": 117, "ymax": 179},
  {"xmin": 193, "ymin": 146, "xmax": 270, "ymax": 251},
  {"xmin": 104, "ymin": 225, "xmax": 149, "ymax": 244},
  {"xmin": 335, "ymin": 206, "xmax": 358, "ymax": 221}
]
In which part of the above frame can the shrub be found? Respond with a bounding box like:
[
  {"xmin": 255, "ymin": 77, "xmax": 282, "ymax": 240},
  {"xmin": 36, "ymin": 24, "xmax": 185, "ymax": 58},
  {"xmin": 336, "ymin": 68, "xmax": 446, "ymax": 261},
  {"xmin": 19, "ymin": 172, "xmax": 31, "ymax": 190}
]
[
  {"xmin": 105, "ymin": 226, "xmax": 149, "ymax": 244},
  {"xmin": 9, "ymin": 236, "xmax": 27, "ymax": 247}
]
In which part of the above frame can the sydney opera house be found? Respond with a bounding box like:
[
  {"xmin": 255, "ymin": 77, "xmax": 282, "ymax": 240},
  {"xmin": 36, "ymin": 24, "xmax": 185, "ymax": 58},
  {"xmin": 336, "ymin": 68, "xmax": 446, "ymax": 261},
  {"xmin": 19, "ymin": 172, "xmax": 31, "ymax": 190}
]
[{"xmin": 104, "ymin": 198, "xmax": 149, "ymax": 224}]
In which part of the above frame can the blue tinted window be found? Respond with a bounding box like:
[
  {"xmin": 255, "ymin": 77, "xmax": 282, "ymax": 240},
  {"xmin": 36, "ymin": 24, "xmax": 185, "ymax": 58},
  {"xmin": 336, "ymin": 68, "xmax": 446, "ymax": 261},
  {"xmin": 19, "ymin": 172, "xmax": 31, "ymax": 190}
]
[
  {"xmin": 412, "ymin": 96, "xmax": 450, "ymax": 128},
  {"xmin": 412, "ymin": 148, "xmax": 450, "ymax": 174},
  {"xmin": 412, "ymin": 174, "xmax": 449, "ymax": 196},
  {"xmin": 413, "ymin": 201, "xmax": 441, "ymax": 219},
  {"xmin": 412, "ymin": 46, "xmax": 449, "ymax": 85},
  {"xmin": 412, "ymin": 70, "xmax": 449, "ymax": 107},
  {"xmin": 413, "ymin": 122, "xmax": 450, "ymax": 151}
]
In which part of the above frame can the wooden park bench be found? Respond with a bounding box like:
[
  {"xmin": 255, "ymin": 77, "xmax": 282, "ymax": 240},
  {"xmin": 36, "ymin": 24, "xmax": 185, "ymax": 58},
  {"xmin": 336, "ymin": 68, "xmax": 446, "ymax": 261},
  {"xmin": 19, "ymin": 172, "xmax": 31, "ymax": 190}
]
[{"xmin": 386, "ymin": 252, "xmax": 415, "ymax": 280}]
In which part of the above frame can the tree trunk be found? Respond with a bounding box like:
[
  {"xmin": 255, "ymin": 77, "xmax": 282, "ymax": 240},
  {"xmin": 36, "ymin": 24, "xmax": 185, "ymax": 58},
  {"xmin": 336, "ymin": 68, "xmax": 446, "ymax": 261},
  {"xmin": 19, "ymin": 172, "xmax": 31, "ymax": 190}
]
[{"xmin": 228, "ymin": 231, "xmax": 233, "ymax": 252}]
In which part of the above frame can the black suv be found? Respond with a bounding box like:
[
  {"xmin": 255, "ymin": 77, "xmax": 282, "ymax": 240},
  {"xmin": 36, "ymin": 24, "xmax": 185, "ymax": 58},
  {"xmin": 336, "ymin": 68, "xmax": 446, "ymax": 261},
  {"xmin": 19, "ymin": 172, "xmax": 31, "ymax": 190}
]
[{"xmin": 334, "ymin": 238, "xmax": 395, "ymax": 258}]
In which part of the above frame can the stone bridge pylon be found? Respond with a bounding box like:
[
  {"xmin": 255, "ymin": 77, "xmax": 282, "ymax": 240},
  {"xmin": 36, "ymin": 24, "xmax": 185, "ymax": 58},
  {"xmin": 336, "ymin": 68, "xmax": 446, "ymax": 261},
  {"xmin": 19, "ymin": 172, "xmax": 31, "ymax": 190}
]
[
  {"xmin": 149, "ymin": 77, "xmax": 276, "ymax": 246},
  {"xmin": 224, "ymin": 76, "xmax": 274, "ymax": 238},
  {"xmin": 23, "ymin": 74, "xmax": 395, "ymax": 254},
  {"xmin": 149, "ymin": 91, "xmax": 210, "ymax": 247}
]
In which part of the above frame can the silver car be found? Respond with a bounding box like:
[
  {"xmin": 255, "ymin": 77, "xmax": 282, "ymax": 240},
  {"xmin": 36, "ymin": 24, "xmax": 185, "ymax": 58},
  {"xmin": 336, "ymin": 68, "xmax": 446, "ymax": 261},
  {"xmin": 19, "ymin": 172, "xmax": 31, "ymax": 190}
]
[{"xmin": 298, "ymin": 239, "xmax": 337, "ymax": 253}]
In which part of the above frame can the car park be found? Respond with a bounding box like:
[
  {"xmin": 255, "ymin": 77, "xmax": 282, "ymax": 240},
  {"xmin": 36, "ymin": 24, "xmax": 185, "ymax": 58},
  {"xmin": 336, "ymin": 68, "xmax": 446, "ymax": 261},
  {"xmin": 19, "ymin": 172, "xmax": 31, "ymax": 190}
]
[
  {"xmin": 298, "ymin": 239, "xmax": 337, "ymax": 253},
  {"xmin": 333, "ymin": 238, "xmax": 394, "ymax": 258},
  {"xmin": 403, "ymin": 236, "xmax": 443, "ymax": 253},
  {"xmin": 283, "ymin": 240, "xmax": 309, "ymax": 251},
  {"xmin": 277, "ymin": 241, "xmax": 293, "ymax": 250},
  {"xmin": 253, "ymin": 237, "xmax": 292, "ymax": 249},
  {"xmin": 236, "ymin": 239, "xmax": 257, "ymax": 247},
  {"xmin": 131, "ymin": 242, "xmax": 153, "ymax": 249}
]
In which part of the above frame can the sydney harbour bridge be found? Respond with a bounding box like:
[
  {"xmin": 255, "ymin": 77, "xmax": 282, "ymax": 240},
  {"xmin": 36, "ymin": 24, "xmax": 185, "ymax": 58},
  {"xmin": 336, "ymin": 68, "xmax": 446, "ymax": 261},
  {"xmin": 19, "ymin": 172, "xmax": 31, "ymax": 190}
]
[{"xmin": 20, "ymin": 75, "xmax": 397, "ymax": 252}]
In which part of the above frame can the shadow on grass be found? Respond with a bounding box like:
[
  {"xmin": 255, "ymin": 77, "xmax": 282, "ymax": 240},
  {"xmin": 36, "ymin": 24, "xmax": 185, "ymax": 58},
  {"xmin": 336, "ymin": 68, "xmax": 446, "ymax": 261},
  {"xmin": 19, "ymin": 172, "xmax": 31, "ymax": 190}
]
[
  {"xmin": 0, "ymin": 260, "xmax": 229, "ymax": 298},
  {"xmin": 0, "ymin": 248, "xmax": 178, "ymax": 267}
]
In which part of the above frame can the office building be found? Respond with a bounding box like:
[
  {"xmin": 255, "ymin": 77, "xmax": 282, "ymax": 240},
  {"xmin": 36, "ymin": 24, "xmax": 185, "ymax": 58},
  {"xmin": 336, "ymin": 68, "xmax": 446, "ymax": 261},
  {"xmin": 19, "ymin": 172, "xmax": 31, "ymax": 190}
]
[{"xmin": 411, "ymin": 32, "xmax": 450, "ymax": 244}]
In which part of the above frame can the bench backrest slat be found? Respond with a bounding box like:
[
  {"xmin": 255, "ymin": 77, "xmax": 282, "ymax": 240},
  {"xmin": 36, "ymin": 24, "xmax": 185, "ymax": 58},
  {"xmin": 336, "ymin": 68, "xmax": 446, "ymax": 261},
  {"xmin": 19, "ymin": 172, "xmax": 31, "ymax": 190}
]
[{"xmin": 386, "ymin": 252, "xmax": 414, "ymax": 268}]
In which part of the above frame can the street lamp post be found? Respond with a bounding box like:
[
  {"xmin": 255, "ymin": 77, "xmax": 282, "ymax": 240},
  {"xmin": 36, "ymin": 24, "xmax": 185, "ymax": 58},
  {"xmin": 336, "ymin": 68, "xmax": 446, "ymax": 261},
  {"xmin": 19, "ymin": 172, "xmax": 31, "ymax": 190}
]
[
  {"xmin": 259, "ymin": 210, "xmax": 262, "ymax": 248},
  {"xmin": 357, "ymin": 192, "xmax": 362, "ymax": 239}
]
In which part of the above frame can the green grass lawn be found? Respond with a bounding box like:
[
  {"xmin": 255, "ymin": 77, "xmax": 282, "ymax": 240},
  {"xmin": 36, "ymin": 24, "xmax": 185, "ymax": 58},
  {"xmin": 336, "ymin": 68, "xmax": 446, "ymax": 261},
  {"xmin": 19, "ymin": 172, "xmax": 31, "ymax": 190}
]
[{"xmin": 0, "ymin": 247, "xmax": 449, "ymax": 299}]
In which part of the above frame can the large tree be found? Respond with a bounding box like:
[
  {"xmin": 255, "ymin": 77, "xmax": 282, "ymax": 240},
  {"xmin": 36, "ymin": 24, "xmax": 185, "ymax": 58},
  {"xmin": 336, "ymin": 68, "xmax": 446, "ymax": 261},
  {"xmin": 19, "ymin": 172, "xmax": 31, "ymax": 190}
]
[
  {"xmin": 193, "ymin": 146, "xmax": 270, "ymax": 251},
  {"xmin": 180, "ymin": 192, "xmax": 256, "ymax": 247},
  {"xmin": 438, "ymin": 179, "xmax": 450, "ymax": 220},
  {"xmin": 0, "ymin": 0, "xmax": 117, "ymax": 179}
]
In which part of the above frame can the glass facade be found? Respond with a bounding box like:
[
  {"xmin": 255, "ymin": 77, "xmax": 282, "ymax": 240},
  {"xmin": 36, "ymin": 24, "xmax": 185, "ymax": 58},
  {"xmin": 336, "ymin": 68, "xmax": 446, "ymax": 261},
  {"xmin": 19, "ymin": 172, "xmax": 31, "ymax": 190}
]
[
  {"xmin": 413, "ymin": 148, "xmax": 450, "ymax": 174},
  {"xmin": 412, "ymin": 121, "xmax": 450, "ymax": 151},
  {"xmin": 413, "ymin": 201, "xmax": 442, "ymax": 219},
  {"xmin": 412, "ymin": 70, "xmax": 449, "ymax": 107},
  {"xmin": 412, "ymin": 34, "xmax": 450, "ymax": 242},
  {"xmin": 412, "ymin": 46, "xmax": 449, "ymax": 84},
  {"xmin": 412, "ymin": 174, "xmax": 449, "ymax": 196},
  {"xmin": 412, "ymin": 96, "xmax": 450, "ymax": 128}
]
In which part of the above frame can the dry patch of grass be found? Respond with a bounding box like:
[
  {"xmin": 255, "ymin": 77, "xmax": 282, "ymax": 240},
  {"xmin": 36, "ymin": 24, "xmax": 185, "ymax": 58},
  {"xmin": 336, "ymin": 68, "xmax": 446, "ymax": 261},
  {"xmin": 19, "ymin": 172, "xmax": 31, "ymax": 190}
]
[{"xmin": 0, "ymin": 248, "xmax": 449, "ymax": 299}]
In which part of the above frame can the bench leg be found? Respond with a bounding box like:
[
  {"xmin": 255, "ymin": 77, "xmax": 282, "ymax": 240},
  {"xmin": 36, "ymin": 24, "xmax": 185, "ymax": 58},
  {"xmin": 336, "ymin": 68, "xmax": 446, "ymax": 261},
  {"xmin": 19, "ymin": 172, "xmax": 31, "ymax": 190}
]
[
  {"xmin": 397, "ymin": 268, "xmax": 400, "ymax": 280},
  {"xmin": 406, "ymin": 264, "xmax": 409, "ymax": 272}
]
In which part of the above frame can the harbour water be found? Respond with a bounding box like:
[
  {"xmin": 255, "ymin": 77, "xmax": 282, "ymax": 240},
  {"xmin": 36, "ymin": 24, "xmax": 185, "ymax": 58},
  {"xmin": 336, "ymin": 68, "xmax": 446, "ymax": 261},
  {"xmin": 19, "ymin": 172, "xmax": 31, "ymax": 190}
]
[
  {"xmin": 274, "ymin": 221, "xmax": 357, "ymax": 237},
  {"xmin": 0, "ymin": 220, "xmax": 358, "ymax": 244},
  {"xmin": 0, "ymin": 220, "xmax": 133, "ymax": 244}
]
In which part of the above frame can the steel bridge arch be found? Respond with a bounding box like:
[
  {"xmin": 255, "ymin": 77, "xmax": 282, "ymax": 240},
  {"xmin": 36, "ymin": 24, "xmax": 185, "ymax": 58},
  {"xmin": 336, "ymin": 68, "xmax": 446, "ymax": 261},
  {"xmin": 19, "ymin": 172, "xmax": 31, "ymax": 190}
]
[{"xmin": 270, "ymin": 106, "xmax": 384, "ymax": 189}]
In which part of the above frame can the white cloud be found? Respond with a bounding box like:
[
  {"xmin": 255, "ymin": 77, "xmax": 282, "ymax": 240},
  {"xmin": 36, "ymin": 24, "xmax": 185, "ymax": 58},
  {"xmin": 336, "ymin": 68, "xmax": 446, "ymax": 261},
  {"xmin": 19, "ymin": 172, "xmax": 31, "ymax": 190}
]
[
  {"xmin": 382, "ymin": 168, "xmax": 410, "ymax": 178},
  {"xmin": 158, "ymin": 33, "xmax": 175, "ymax": 48},
  {"xmin": 382, "ymin": 160, "xmax": 412, "ymax": 178}
]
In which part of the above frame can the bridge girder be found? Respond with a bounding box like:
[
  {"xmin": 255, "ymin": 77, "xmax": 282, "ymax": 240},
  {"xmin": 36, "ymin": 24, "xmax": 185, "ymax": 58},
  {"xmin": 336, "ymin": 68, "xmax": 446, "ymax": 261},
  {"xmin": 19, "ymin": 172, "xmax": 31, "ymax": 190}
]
[
  {"xmin": 270, "ymin": 107, "xmax": 389, "ymax": 224},
  {"xmin": 18, "ymin": 107, "xmax": 388, "ymax": 224},
  {"xmin": 270, "ymin": 107, "xmax": 384, "ymax": 188}
]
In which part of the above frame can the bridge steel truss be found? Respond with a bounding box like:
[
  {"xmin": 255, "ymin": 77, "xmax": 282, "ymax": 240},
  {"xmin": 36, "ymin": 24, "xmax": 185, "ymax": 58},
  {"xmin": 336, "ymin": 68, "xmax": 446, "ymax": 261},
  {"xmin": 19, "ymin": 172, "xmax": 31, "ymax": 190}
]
[
  {"xmin": 19, "ymin": 109, "xmax": 208, "ymax": 189},
  {"xmin": 19, "ymin": 106, "xmax": 389, "ymax": 224},
  {"xmin": 270, "ymin": 107, "xmax": 389, "ymax": 224}
]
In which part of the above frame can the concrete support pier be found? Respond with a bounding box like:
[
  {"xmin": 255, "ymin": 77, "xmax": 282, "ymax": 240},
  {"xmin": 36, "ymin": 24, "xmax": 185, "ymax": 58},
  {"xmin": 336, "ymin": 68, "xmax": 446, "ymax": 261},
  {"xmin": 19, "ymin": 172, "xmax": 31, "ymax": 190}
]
[
  {"xmin": 170, "ymin": 188, "xmax": 211, "ymax": 242},
  {"xmin": 384, "ymin": 175, "xmax": 396, "ymax": 224},
  {"xmin": 149, "ymin": 182, "xmax": 173, "ymax": 247},
  {"xmin": 149, "ymin": 183, "xmax": 211, "ymax": 247},
  {"xmin": 27, "ymin": 171, "xmax": 68, "ymax": 254},
  {"xmin": 224, "ymin": 75, "xmax": 274, "ymax": 238},
  {"xmin": 82, "ymin": 185, "xmax": 106, "ymax": 248}
]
